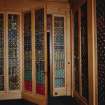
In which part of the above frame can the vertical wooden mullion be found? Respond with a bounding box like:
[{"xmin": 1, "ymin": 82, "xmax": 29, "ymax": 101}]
[
  {"xmin": 72, "ymin": 11, "xmax": 76, "ymax": 95},
  {"xmin": 66, "ymin": 11, "xmax": 71, "ymax": 96},
  {"xmin": 52, "ymin": 15, "xmax": 54, "ymax": 96},
  {"xmin": 87, "ymin": 0, "xmax": 97, "ymax": 105},
  {"xmin": 31, "ymin": 10, "xmax": 36, "ymax": 95},
  {"xmin": 49, "ymin": 15, "xmax": 53, "ymax": 96},
  {"xmin": 4, "ymin": 13, "xmax": 7, "ymax": 92},
  {"xmin": 5, "ymin": 13, "xmax": 9, "ymax": 92},
  {"xmin": 78, "ymin": 9, "xmax": 82, "ymax": 97},
  {"xmin": 44, "ymin": 5, "xmax": 48, "ymax": 99},
  {"xmin": 22, "ymin": 13, "xmax": 24, "ymax": 93},
  {"xmin": 70, "ymin": 10, "xmax": 74, "ymax": 97},
  {"xmin": 19, "ymin": 13, "xmax": 23, "ymax": 92},
  {"xmin": 64, "ymin": 15, "xmax": 67, "ymax": 92}
]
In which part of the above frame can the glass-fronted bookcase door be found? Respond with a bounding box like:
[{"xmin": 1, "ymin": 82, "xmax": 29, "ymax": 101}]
[
  {"xmin": 23, "ymin": 7, "xmax": 48, "ymax": 105},
  {"xmin": 35, "ymin": 7, "xmax": 48, "ymax": 105},
  {"xmin": 52, "ymin": 15, "xmax": 66, "ymax": 96},
  {"xmin": 0, "ymin": 13, "xmax": 22, "ymax": 100}
]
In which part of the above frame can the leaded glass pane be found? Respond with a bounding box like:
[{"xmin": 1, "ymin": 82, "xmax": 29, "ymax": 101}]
[
  {"xmin": 0, "ymin": 14, "xmax": 4, "ymax": 91},
  {"xmin": 96, "ymin": 0, "xmax": 105, "ymax": 104},
  {"xmin": 54, "ymin": 17, "xmax": 65, "ymax": 88},
  {"xmin": 8, "ymin": 14, "xmax": 20, "ymax": 90},
  {"xmin": 24, "ymin": 12, "xmax": 32, "ymax": 91},
  {"xmin": 35, "ymin": 9, "xmax": 45, "ymax": 95}
]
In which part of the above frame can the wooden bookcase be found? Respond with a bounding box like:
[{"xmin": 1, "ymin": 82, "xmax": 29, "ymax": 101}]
[
  {"xmin": 0, "ymin": 0, "xmax": 70, "ymax": 105},
  {"xmin": 71, "ymin": 0, "xmax": 105, "ymax": 105}
]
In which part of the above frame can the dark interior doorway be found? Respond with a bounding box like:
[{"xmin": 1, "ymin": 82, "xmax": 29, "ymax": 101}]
[{"xmin": 47, "ymin": 14, "xmax": 52, "ymax": 97}]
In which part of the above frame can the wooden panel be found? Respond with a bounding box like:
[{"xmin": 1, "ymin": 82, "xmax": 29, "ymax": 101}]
[
  {"xmin": 0, "ymin": 0, "xmax": 44, "ymax": 12},
  {"xmin": 0, "ymin": 0, "xmax": 70, "ymax": 14},
  {"xmin": 47, "ymin": 2, "xmax": 70, "ymax": 15}
]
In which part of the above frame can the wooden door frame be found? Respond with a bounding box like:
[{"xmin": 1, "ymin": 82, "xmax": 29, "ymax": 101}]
[{"xmin": 88, "ymin": 0, "xmax": 97, "ymax": 105}]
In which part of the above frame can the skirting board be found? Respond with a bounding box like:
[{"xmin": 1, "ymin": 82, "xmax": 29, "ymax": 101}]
[
  {"xmin": 22, "ymin": 92, "xmax": 47, "ymax": 105},
  {"xmin": 0, "ymin": 91, "xmax": 22, "ymax": 100}
]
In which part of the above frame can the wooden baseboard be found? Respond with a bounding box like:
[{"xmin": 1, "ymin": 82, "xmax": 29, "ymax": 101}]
[
  {"xmin": 73, "ymin": 91, "xmax": 88, "ymax": 105},
  {"xmin": 0, "ymin": 91, "xmax": 22, "ymax": 100},
  {"xmin": 22, "ymin": 92, "xmax": 36, "ymax": 104},
  {"xmin": 22, "ymin": 92, "xmax": 47, "ymax": 105}
]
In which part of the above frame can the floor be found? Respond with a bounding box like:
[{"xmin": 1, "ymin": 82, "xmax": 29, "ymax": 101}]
[
  {"xmin": 0, "ymin": 100, "xmax": 37, "ymax": 105},
  {"xmin": 0, "ymin": 97, "xmax": 79, "ymax": 105},
  {"xmin": 48, "ymin": 96, "xmax": 78, "ymax": 105}
]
